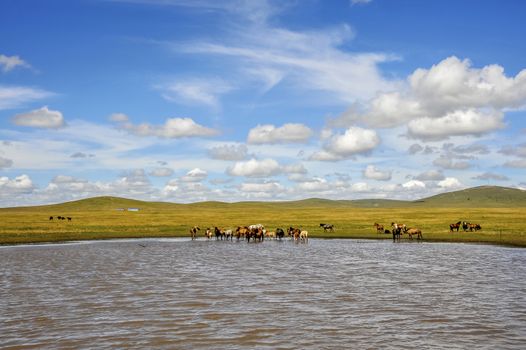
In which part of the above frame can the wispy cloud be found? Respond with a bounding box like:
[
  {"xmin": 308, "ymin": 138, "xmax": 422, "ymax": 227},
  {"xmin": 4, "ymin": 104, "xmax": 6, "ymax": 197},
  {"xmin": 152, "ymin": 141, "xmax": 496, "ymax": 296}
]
[
  {"xmin": 0, "ymin": 54, "xmax": 31, "ymax": 72},
  {"xmin": 0, "ymin": 85, "xmax": 54, "ymax": 110}
]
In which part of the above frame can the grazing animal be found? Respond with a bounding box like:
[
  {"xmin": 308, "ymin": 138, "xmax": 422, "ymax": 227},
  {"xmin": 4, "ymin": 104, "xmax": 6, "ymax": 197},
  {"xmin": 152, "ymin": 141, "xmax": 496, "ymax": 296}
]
[
  {"xmin": 319, "ymin": 223, "xmax": 335, "ymax": 232},
  {"xmin": 189, "ymin": 226, "xmax": 200, "ymax": 240},
  {"xmin": 450, "ymin": 221, "xmax": 461, "ymax": 232},
  {"xmin": 67, "ymin": 217, "xmax": 72, "ymax": 222},
  {"xmin": 265, "ymin": 231, "xmax": 276, "ymax": 240},
  {"xmin": 406, "ymin": 228, "xmax": 423, "ymax": 240},
  {"xmin": 224, "ymin": 229, "xmax": 233, "ymax": 241},
  {"xmin": 214, "ymin": 226, "xmax": 225, "ymax": 240},
  {"xmin": 205, "ymin": 228, "xmax": 213, "ymax": 239},
  {"xmin": 373, "ymin": 223, "xmax": 384, "ymax": 233},
  {"xmin": 468, "ymin": 223, "xmax": 481, "ymax": 231},
  {"xmin": 235, "ymin": 226, "xmax": 249, "ymax": 240},
  {"xmin": 300, "ymin": 230, "xmax": 308, "ymax": 242},
  {"xmin": 49, "ymin": 216, "xmax": 53, "ymax": 220},
  {"xmin": 384, "ymin": 229, "xmax": 391, "ymax": 234},
  {"xmin": 276, "ymin": 228, "xmax": 285, "ymax": 240},
  {"xmin": 391, "ymin": 222, "xmax": 407, "ymax": 234},
  {"xmin": 288, "ymin": 227, "xmax": 301, "ymax": 241},
  {"xmin": 462, "ymin": 221, "xmax": 469, "ymax": 231},
  {"xmin": 391, "ymin": 223, "xmax": 402, "ymax": 242}
]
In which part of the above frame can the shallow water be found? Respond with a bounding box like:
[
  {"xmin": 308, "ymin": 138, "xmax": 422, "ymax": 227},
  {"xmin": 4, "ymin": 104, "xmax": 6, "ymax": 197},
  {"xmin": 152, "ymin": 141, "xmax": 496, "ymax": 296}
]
[{"xmin": 1, "ymin": 238, "xmax": 525, "ymax": 349}]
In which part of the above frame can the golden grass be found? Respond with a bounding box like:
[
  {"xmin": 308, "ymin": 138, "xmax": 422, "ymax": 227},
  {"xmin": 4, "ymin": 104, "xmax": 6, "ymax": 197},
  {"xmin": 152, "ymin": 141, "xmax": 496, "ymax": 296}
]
[{"xmin": 0, "ymin": 202, "xmax": 524, "ymax": 247}]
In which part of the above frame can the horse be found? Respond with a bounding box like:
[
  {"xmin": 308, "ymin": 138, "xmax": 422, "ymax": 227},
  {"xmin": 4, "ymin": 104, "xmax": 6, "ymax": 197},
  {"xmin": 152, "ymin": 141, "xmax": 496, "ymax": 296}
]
[
  {"xmin": 49, "ymin": 216, "xmax": 53, "ymax": 220},
  {"xmin": 235, "ymin": 226, "xmax": 249, "ymax": 240},
  {"xmin": 189, "ymin": 226, "xmax": 200, "ymax": 240},
  {"xmin": 265, "ymin": 230, "xmax": 276, "ymax": 240},
  {"xmin": 288, "ymin": 227, "xmax": 301, "ymax": 241},
  {"xmin": 247, "ymin": 226, "xmax": 264, "ymax": 242},
  {"xmin": 67, "ymin": 217, "xmax": 72, "ymax": 222},
  {"xmin": 468, "ymin": 223, "xmax": 481, "ymax": 231},
  {"xmin": 320, "ymin": 223, "xmax": 334, "ymax": 232},
  {"xmin": 373, "ymin": 223, "xmax": 384, "ymax": 233},
  {"xmin": 449, "ymin": 221, "xmax": 461, "ymax": 232},
  {"xmin": 391, "ymin": 223, "xmax": 402, "ymax": 242},
  {"xmin": 224, "ymin": 229, "xmax": 233, "ymax": 241},
  {"xmin": 276, "ymin": 228, "xmax": 285, "ymax": 240},
  {"xmin": 214, "ymin": 226, "xmax": 225, "ymax": 240},
  {"xmin": 391, "ymin": 222, "xmax": 407, "ymax": 234},
  {"xmin": 462, "ymin": 221, "xmax": 470, "ymax": 231},
  {"xmin": 406, "ymin": 228, "xmax": 423, "ymax": 240},
  {"xmin": 300, "ymin": 230, "xmax": 308, "ymax": 242},
  {"xmin": 204, "ymin": 228, "xmax": 213, "ymax": 239}
]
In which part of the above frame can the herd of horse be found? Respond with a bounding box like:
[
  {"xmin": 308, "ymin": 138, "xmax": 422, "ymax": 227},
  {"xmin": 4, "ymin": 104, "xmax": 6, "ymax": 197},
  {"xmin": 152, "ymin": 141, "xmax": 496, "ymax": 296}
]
[
  {"xmin": 49, "ymin": 216, "xmax": 72, "ymax": 221},
  {"xmin": 190, "ymin": 224, "xmax": 309, "ymax": 242},
  {"xmin": 449, "ymin": 221, "xmax": 482, "ymax": 232},
  {"xmin": 373, "ymin": 222, "xmax": 423, "ymax": 241}
]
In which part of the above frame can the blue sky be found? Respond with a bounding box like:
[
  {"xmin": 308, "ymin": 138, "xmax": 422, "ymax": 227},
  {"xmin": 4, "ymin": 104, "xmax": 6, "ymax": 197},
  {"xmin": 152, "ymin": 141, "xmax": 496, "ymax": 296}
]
[{"xmin": 1, "ymin": 0, "xmax": 525, "ymax": 206}]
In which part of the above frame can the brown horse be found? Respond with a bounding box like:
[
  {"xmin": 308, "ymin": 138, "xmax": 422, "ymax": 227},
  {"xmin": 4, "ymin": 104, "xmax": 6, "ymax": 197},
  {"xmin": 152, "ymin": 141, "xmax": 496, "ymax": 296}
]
[
  {"xmin": 373, "ymin": 223, "xmax": 384, "ymax": 233},
  {"xmin": 235, "ymin": 226, "xmax": 249, "ymax": 240},
  {"xmin": 450, "ymin": 221, "xmax": 461, "ymax": 232},
  {"xmin": 406, "ymin": 228, "xmax": 423, "ymax": 240},
  {"xmin": 288, "ymin": 227, "xmax": 301, "ymax": 241}
]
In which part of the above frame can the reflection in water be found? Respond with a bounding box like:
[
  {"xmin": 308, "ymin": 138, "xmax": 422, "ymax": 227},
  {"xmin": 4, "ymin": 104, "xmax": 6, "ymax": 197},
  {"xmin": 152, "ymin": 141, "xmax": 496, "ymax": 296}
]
[{"xmin": 1, "ymin": 239, "xmax": 525, "ymax": 349}]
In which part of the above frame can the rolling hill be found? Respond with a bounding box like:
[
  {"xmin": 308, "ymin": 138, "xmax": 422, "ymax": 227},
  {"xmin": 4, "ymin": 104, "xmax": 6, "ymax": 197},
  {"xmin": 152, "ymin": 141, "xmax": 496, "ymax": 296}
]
[{"xmin": 3, "ymin": 185, "xmax": 525, "ymax": 211}]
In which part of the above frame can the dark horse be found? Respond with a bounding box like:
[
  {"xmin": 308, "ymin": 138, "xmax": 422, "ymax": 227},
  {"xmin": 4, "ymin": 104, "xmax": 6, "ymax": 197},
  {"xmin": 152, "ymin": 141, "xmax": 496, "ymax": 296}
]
[
  {"xmin": 276, "ymin": 228, "xmax": 285, "ymax": 240},
  {"xmin": 450, "ymin": 221, "xmax": 461, "ymax": 232},
  {"xmin": 392, "ymin": 226, "xmax": 401, "ymax": 242},
  {"xmin": 214, "ymin": 226, "xmax": 225, "ymax": 240},
  {"xmin": 319, "ymin": 223, "xmax": 335, "ymax": 232}
]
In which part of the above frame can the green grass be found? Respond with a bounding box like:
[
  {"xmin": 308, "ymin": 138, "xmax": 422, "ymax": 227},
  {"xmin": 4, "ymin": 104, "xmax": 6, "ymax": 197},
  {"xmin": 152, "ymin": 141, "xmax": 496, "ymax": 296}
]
[{"xmin": 1, "ymin": 186, "xmax": 525, "ymax": 246}]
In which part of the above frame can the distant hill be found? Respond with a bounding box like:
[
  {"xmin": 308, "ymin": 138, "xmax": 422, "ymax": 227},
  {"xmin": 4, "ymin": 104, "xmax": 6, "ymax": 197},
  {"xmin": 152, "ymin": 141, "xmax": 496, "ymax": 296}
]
[
  {"xmin": 2, "ymin": 186, "xmax": 525, "ymax": 211},
  {"xmin": 412, "ymin": 186, "xmax": 526, "ymax": 208}
]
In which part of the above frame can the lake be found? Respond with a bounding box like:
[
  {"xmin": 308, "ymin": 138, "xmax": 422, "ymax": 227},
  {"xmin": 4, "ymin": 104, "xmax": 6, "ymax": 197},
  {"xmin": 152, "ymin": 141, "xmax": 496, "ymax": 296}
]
[{"xmin": 1, "ymin": 238, "xmax": 525, "ymax": 349}]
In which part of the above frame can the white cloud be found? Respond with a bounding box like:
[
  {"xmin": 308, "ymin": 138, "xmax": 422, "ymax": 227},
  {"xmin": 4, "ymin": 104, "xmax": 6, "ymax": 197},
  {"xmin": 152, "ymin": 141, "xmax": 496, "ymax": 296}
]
[
  {"xmin": 227, "ymin": 158, "xmax": 281, "ymax": 177},
  {"xmin": 297, "ymin": 177, "xmax": 331, "ymax": 192},
  {"xmin": 117, "ymin": 117, "xmax": 219, "ymax": 138},
  {"xmin": 0, "ymin": 85, "xmax": 54, "ymax": 110},
  {"xmin": 247, "ymin": 123, "xmax": 313, "ymax": 144},
  {"xmin": 402, "ymin": 180, "xmax": 426, "ymax": 190},
  {"xmin": 407, "ymin": 109, "xmax": 504, "ymax": 140},
  {"xmin": 0, "ymin": 54, "xmax": 30, "ymax": 72},
  {"xmin": 149, "ymin": 167, "xmax": 174, "ymax": 177},
  {"xmin": 282, "ymin": 163, "xmax": 307, "ymax": 174},
  {"xmin": 438, "ymin": 177, "xmax": 463, "ymax": 190},
  {"xmin": 208, "ymin": 143, "xmax": 248, "ymax": 160},
  {"xmin": 311, "ymin": 126, "xmax": 380, "ymax": 161},
  {"xmin": 499, "ymin": 143, "xmax": 526, "ymax": 158},
  {"xmin": 472, "ymin": 172, "xmax": 509, "ymax": 181},
  {"xmin": 363, "ymin": 165, "xmax": 391, "ymax": 181},
  {"xmin": 0, "ymin": 174, "xmax": 34, "ymax": 196},
  {"xmin": 181, "ymin": 168, "xmax": 208, "ymax": 182},
  {"xmin": 12, "ymin": 106, "xmax": 65, "ymax": 129}
]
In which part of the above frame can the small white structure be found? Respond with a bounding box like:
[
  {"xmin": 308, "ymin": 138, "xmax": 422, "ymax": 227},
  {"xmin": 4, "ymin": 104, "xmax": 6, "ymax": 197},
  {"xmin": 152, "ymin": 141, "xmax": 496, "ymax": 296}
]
[{"xmin": 127, "ymin": 208, "xmax": 140, "ymax": 212}]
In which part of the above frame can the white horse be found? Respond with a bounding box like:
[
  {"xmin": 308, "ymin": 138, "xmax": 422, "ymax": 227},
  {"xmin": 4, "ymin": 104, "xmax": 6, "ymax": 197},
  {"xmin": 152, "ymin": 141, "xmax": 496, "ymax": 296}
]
[
  {"xmin": 300, "ymin": 230, "xmax": 308, "ymax": 242},
  {"xmin": 224, "ymin": 229, "xmax": 233, "ymax": 240}
]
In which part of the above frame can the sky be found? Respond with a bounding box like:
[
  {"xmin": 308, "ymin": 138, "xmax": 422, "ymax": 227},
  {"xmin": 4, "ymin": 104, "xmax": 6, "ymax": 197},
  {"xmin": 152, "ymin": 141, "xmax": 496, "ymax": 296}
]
[{"xmin": 1, "ymin": 0, "xmax": 526, "ymax": 206}]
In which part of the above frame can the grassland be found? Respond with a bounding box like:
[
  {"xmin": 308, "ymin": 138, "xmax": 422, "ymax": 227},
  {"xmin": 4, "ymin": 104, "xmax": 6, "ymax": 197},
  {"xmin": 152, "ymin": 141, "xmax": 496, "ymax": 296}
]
[{"xmin": 1, "ymin": 186, "xmax": 525, "ymax": 246}]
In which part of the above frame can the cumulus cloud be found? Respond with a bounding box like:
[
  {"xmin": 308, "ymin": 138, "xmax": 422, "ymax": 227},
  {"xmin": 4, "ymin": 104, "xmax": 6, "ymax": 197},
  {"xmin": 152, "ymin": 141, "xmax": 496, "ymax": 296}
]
[
  {"xmin": 0, "ymin": 156, "xmax": 13, "ymax": 169},
  {"xmin": 115, "ymin": 116, "xmax": 219, "ymax": 138},
  {"xmin": 0, "ymin": 54, "xmax": 30, "ymax": 72},
  {"xmin": 472, "ymin": 172, "xmax": 509, "ymax": 181},
  {"xmin": 227, "ymin": 158, "xmax": 281, "ymax": 177},
  {"xmin": 0, "ymin": 174, "xmax": 35, "ymax": 195},
  {"xmin": 12, "ymin": 106, "xmax": 65, "ymax": 129},
  {"xmin": 247, "ymin": 123, "xmax": 313, "ymax": 144},
  {"xmin": 414, "ymin": 170, "xmax": 445, "ymax": 181},
  {"xmin": 407, "ymin": 109, "xmax": 504, "ymax": 140},
  {"xmin": 208, "ymin": 144, "xmax": 248, "ymax": 160},
  {"xmin": 0, "ymin": 86, "xmax": 54, "ymax": 110},
  {"xmin": 310, "ymin": 126, "xmax": 380, "ymax": 161},
  {"xmin": 181, "ymin": 168, "xmax": 208, "ymax": 182},
  {"xmin": 149, "ymin": 167, "xmax": 174, "ymax": 177},
  {"xmin": 402, "ymin": 180, "xmax": 426, "ymax": 190},
  {"xmin": 433, "ymin": 156, "xmax": 471, "ymax": 169},
  {"xmin": 438, "ymin": 177, "xmax": 463, "ymax": 190},
  {"xmin": 332, "ymin": 56, "xmax": 526, "ymax": 139},
  {"xmin": 363, "ymin": 165, "xmax": 391, "ymax": 181}
]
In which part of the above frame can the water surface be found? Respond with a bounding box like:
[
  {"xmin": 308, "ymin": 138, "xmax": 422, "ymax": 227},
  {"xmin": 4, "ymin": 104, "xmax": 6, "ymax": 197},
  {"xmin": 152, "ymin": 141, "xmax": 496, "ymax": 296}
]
[{"xmin": 1, "ymin": 239, "xmax": 525, "ymax": 349}]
